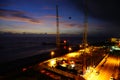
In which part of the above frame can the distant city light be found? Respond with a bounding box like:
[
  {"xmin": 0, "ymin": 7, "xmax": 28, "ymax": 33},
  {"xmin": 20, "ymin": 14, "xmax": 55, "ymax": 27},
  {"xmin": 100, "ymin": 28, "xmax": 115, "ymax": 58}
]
[
  {"xmin": 111, "ymin": 46, "xmax": 120, "ymax": 50},
  {"xmin": 22, "ymin": 68, "xmax": 27, "ymax": 72},
  {"xmin": 68, "ymin": 47, "xmax": 72, "ymax": 51},
  {"xmin": 51, "ymin": 51, "xmax": 55, "ymax": 58},
  {"xmin": 64, "ymin": 40, "xmax": 67, "ymax": 44}
]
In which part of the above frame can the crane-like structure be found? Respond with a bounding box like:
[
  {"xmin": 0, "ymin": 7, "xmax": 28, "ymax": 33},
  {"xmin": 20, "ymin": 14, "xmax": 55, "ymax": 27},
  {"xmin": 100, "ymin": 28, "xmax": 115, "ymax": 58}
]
[
  {"xmin": 82, "ymin": 0, "xmax": 88, "ymax": 74},
  {"xmin": 56, "ymin": 5, "xmax": 60, "ymax": 49}
]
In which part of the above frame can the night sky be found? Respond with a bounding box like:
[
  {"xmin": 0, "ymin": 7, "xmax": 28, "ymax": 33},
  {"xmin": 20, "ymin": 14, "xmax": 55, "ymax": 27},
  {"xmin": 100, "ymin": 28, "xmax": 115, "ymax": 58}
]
[{"xmin": 0, "ymin": 0, "xmax": 120, "ymax": 37}]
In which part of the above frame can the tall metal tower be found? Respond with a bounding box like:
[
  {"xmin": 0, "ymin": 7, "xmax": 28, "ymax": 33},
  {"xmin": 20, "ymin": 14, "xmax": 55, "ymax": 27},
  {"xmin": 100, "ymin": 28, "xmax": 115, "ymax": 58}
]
[
  {"xmin": 56, "ymin": 5, "xmax": 60, "ymax": 49},
  {"xmin": 83, "ymin": 0, "xmax": 88, "ymax": 74},
  {"xmin": 83, "ymin": 0, "xmax": 88, "ymax": 47}
]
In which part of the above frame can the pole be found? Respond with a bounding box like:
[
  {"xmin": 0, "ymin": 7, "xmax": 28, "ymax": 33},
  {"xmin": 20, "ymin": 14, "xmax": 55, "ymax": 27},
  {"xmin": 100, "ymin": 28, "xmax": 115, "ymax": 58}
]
[
  {"xmin": 83, "ymin": 0, "xmax": 88, "ymax": 47},
  {"xmin": 56, "ymin": 5, "xmax": 60, "ymax": 49},
  {"xmin": 83, "ymin": 0, "xmax": 88, "ymax": 74}
]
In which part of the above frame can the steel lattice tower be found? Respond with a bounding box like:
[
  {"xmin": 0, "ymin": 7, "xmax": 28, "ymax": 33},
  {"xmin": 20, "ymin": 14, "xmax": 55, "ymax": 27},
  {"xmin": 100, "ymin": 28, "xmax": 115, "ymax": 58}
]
[
  {"xmin": 56, "ymin": 5, "xmax": 60, "ymax": 49},
  {"xmin": 83, "ymin": 0, "xmax": 88, "ymax": 47},
  {"xmin": 83, "ymin": 0, "xmax": 88, "ymax": 74}
]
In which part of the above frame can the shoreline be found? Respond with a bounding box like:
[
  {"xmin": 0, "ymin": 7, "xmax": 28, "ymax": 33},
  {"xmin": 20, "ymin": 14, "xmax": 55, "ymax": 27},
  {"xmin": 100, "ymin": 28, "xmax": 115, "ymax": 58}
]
[{"xmin": 0, "ymin": 48, "xmax": 67, "ymax": 76}]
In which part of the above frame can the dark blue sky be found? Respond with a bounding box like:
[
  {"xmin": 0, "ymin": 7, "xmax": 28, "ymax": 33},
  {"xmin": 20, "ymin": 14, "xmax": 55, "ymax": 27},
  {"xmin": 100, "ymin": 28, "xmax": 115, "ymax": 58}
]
[{"xmin": 0, "ymin": 0, "xmax": 120, "ymax": 37}]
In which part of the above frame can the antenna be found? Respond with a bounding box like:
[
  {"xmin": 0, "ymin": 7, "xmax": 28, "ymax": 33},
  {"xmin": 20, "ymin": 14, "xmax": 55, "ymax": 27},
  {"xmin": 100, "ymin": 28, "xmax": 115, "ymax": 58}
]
[
  {"xmin": 82, "ymin": 0, "xmax": 88, "ymax": 74},
  {"xmin": 83, "ymin": 0, "xmax": 88, "ymax": 48},
  {"xmin": 56, "ymin": 5, "xmax": 60, "ymax": 49}
]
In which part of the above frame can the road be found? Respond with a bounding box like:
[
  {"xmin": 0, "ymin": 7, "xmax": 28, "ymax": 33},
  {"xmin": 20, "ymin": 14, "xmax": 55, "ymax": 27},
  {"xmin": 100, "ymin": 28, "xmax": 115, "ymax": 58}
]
[{"xmin": 84, "ymin": 54, "xmax": 120, "ymax": 80}]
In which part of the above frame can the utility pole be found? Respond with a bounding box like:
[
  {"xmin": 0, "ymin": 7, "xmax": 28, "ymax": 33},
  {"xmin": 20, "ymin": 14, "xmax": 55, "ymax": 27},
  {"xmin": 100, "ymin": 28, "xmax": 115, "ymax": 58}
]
[
  {"xmin": 56, "ymin": 5, "xmax": 60, "ymax": 50},
  {"xmin": 83, "ymin": 0, "xmax": 88, "ymax": 74}
]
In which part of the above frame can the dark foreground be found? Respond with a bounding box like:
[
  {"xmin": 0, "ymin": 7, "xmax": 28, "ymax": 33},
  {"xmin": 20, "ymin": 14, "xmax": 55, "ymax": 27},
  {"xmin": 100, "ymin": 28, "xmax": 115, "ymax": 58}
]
[{"xmin": 0, "ymin": 51, "xmax": 52, "ymax": 79}]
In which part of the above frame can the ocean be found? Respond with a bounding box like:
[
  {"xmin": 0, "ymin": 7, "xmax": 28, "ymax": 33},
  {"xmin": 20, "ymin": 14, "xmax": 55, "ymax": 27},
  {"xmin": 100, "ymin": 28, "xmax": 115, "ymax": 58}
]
[{"xmin": 0, "ymin": 34, "xmax": 108, "ymax": 63}]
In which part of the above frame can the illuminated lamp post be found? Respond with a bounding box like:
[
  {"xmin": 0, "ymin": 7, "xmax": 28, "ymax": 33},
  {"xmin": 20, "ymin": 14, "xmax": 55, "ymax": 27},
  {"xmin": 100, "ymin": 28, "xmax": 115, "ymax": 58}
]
[
  {"xmin": 68, "ymin": 47, "xmax": 72, "ymax": 52},
  {"xmin": 51, "ymin": 51, "xmax": 55, "ymax": 58},
  {"xmin": 79, "ymin": 44, "xmax": 82, "ymax": 48}
]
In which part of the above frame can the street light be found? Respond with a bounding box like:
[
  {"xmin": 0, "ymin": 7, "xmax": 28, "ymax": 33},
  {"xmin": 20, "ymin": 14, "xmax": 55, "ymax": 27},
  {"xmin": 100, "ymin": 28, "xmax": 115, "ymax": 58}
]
[
  {"xmin": 68, "ymin": 47, "xmax": 72, "ymax": 52},
  {"xmin": 79, "ymin": 44, "xmax": 82, "ymax": 48},
  {"xmin": 51, "ymin": 51, "xmax": 55, "ymax": 58}
]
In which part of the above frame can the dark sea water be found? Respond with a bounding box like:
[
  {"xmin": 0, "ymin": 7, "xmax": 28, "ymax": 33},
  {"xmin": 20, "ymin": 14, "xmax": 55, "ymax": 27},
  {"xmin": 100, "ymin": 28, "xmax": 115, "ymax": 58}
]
[
  {"xmin": 0, "ymin": 34, "xmax": 108, "ymax": 63},
  {"xmin": 0, "ymin": 36, "xmax": 55, "ymax": 63}
]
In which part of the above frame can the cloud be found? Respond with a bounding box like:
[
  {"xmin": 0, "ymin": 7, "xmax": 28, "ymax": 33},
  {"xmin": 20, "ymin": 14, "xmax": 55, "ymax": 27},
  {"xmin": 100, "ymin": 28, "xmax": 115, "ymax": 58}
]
[
  {"xmin": 42, "ymin": 6, "xmax": 55, "ymax": 10},
  {"xmin": 0, "ymin": 9, "xmax": 42, "ymax": 24},
  {"xmin": 43, "ymin": 15, "xmax": 62, "ymax": 19},
  {"xmin": 60, "ymin": 21, "xmax": 83, "ymax": 28},
  {"xmin": 0, "ymin": 4, "xmax": 9, "ymax": 7},
  {"xmin": 44, "ymin": 15, "xmax": 57, "ymax": 18},
  {"xmin": 65, "ymin": 23, "xmax": 79, "ymax": 28},
  {"xmin": 70, "ymin": 0, "xmax": 120, "ymax": 25}
]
